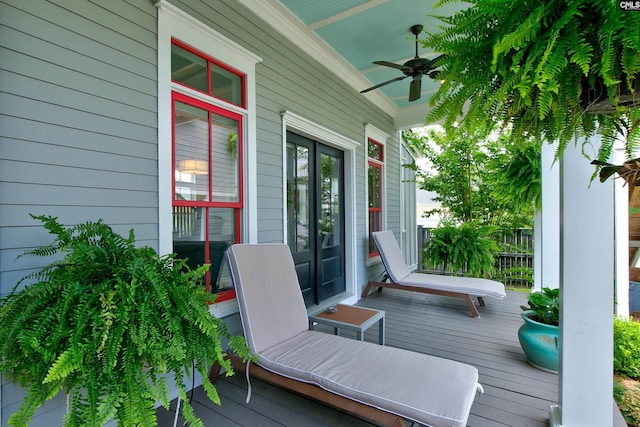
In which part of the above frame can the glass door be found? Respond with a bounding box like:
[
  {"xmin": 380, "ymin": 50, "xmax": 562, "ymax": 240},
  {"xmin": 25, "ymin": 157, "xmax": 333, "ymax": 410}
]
[{"xmin": 286, "ymin": 132, "xmax": 345, "ymax": 306}]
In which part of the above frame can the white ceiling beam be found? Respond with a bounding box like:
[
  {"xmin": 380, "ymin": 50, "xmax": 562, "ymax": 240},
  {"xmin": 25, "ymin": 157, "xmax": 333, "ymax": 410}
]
[{"xmin": 308, "ymin": 0, "xmax": 388, "ymax": 31}]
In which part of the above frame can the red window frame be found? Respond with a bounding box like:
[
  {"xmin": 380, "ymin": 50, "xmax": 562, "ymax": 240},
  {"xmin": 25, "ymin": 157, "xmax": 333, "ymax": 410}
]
[
  {"xmin": 171, "ymin": 93, "xmax": 243, "ymax": 302},
  {"xmin": 368, "ymin": 138, "xmax": 384, "ymax": 258},
  {"xmin": 171, "ymin": 38, "xmax": 246, "ymax": 108}
]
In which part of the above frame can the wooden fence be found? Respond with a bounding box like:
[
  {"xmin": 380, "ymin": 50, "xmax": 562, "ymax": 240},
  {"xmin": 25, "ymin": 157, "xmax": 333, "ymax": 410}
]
[{"xmin": 417, "ymin": 226, "xmax": 534, "ymax": 288}]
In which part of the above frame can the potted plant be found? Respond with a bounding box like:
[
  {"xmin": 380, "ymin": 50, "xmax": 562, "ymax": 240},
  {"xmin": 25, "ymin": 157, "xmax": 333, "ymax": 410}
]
[
  {"xmin": 0, "ymin": 215, "xmax": 249, "ymax": 426},
  {"xmin": 518, "ymin": 287, "xmax": 560, "ymax": 372},
  {"xmin": 423, "ymin": 0, "xmax": 640, "ymax": 170}
]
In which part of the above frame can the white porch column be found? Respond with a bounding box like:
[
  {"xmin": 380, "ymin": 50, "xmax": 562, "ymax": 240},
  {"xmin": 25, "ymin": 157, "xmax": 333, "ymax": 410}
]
[
  {"xmin": 555, "ymin": 135, "xmax": 614, "ymax": 426},
  {"xmin": 535, "ymin": 142, "xmax": 561, "ymax": 292},
  {"xmin": 614, "ymin": 142, "xmax": 629, "ymax": 318},
  {"xmin": 533, "ymin": 212, "xmax": 542, "ymax": 291}
]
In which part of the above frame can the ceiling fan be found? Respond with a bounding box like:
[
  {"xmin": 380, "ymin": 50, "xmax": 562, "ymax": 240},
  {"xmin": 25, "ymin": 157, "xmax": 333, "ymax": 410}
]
[{"xmin": 361, "ymin": 24, "xmax": 445, "ymax": 102}]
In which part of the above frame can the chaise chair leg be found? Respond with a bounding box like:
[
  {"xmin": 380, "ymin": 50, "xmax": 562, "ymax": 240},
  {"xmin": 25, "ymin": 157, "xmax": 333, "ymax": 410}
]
[
  {"xmin": 463, "ymin": 295, "xmax": 481, "ymax": 318},
  {"xmin": 208, "ymin": 361, "xmax": 222, "ymax": 384},
  {"xmin": 361, "ymin": 282, "xmax": 373, "ymax": 298}
]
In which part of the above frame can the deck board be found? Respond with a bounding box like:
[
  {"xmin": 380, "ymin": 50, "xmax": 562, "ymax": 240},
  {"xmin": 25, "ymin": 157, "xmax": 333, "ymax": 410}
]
[{"xmin": 157, "ymin": 290, "xmax": 556, "ymax": 426}]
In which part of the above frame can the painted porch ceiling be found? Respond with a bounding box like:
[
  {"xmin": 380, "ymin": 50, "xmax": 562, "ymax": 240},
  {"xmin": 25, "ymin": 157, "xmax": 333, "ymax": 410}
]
[{"xmin": 261, "ymin": 0, "xmax": 464, "ymax": 128}]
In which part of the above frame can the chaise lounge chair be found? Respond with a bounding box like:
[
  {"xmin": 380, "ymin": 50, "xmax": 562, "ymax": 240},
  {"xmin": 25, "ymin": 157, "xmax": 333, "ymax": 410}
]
[
  {"xmin": 362, "ymin": 230, "xmax": 506, "ymax": 318},
  {"xmin": 224, "ymin": 243, "xmax": 483, "ymax": 427}
]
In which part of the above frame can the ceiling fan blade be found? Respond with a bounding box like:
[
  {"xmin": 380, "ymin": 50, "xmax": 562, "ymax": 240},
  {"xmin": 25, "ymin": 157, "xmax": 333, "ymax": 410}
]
[
  {"xmin": 430, "ymin": 54, "xmax": 447, "ymax": 64},
  {"xmin": 409, "ymin": 78, "xmax": 422, "ymax": 101},
  {"xmin": 360, "ymin": 75, "xmax": 408, "ymax": 93},
  {"xmin": 372, "ymin": 60, "xmax": 409, "ymax": 71}
]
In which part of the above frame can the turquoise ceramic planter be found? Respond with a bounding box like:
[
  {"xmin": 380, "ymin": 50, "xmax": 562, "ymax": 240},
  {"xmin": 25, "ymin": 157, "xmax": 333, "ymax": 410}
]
[{"xmin": 518, "ymin": 311, "xmax": 559, "ymax": 373}]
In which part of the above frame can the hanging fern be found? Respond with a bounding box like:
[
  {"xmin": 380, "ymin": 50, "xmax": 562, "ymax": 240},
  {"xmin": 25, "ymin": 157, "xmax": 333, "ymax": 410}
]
[
  {"xmin": 0, "ymin": 215, "xmax": 250, "ymax": 426},
  {"xmin": 424, "ymin": 0, "xmax": 640, "ymax": 166}
]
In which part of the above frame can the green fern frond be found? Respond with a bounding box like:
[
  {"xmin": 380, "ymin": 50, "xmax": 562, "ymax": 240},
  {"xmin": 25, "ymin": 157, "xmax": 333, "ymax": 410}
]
[
  {"xmin": 570, "ymin": 35, "xmax": 594, "ymax": 75},
  {"xmin": 43, "ymin": 346, "xmax": 82, "ymax": 384},
  {"xmin": 7, "ymin": 382, "xmax": 60, "ymax": 427},
  {"xmin": 424, "ymin": 0, "xmax": 640, "ymax": 164},
  {"xmin": 1, "ymin": 215, "xmax": 249, "ymax": 426},
  {"xmin": 492, "ymin": 3, "xmax": 546, "ymax": 71}
]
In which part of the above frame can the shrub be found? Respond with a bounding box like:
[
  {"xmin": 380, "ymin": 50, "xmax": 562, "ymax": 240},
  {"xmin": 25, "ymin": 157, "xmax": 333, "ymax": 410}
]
[
  {"xmin": 614, "ymin": 319, "xmax": 640, "ymax": 379},
  {"xmin": 492, "ymin": 266, "xmax": 534, "ymax": 288},
  {"xmin": 619, "ymin": 386, "xmax": 640, "ymax": 427},
  {"xmin": 423, "ymin": 222, "xmax": 499, "ymax": 277}
]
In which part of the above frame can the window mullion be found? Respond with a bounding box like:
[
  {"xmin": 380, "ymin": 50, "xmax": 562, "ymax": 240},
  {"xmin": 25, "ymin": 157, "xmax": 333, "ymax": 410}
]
[
  {"xmin": 204, "ymin": 208, "xmax": 211, "ymax": 292},
  {"xmin": 208, "ymin": 111, "xmax": 214, "ymax": 202}
]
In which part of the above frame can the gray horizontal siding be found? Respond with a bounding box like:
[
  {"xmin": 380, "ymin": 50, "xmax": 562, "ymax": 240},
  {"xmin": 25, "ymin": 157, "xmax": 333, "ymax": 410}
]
[
  {"xmin": 1, "ymin": 157, "xmax": 157, "ymax": 189},
  {"xmin": 1, "ymin": 55, "xmax": 156, "ymax": 125},
  {"xmin": 0, "ymin": 204, "xmax": 158, "ymax": 228},
  {"xmin": 6, "ymin": 0, "xmax": 157, "ymax": 68},
  {"xmin": 1, "ymin": 0, "xmax": 160, "ymax": 423},
  {"xmin": 1, "ymin": 93, "xmax": 156, "ymax": 143},
  {"xmin": 1, "ymin": 115, "xmax": 157, "ymax": 158},
  {"xmin": 1, "ymin": 45, "xmax": 157, "ymax": 113},
  {"xmin": 0, "ymin": 182, "xmax": 158, "ymax": 210}
]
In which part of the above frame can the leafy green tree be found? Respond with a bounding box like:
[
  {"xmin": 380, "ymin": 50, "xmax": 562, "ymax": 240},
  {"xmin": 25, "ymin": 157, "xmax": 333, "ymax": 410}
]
[{"xmin": 403, "ymin": 126, "xmax": 539, "ymax": 229}]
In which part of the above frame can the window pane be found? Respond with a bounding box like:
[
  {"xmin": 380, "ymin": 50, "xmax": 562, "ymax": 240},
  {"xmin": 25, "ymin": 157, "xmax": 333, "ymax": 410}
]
[
  {"xmin": 173, "ymin": 206, "xmax": 207, "ymax": 279},
  {"xmin": 368, "ymin": 139, "xmax": 383, "ymax": 161},
  {"xmin": 211, "ymin": 114, "xmax": 240, "ymax": 203},
  {"xmin": 368, "ymin": 164, "xmax": 381, "ymax": 208},
  {"xmin": 172, "ymin": 207, "xmax": 237, "ymax": 294},
  {"xmin": 320, "ymin": 153, "xmax": 341, "ymax": 249},
  {"xmin": 208, "ymin": 209, "xmax": 235, "ymax": 293},
  {"xmin": 208, "ymin": 208, "xmax": 236, "ymax": 243},
  {"xmin": 174, "ymin": 102, "xmax": 209, "ymax": 202},
  {"xmin": 171, "ymin": 44, "xmax": 207, "ymax": 92},
  {"xmin": 211, "ymin": 63, "xmax": 243, "ymax": 106},
  {"xmin": 287, "ymin": 143, "xmax": 310, "ymax": 253},
  {"xmin": 173, "ymin": 206, "xmax": 206, "ymax": 241},
  {"xmin": 369, "ymin": 211, "xmax": 380, "ymax": 253}
]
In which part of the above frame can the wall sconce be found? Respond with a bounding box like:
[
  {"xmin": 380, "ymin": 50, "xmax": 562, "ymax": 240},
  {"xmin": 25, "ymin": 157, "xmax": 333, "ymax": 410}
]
[{"xmin": 177, "ymin": 159, "xmax": 208, "ymax": 175}]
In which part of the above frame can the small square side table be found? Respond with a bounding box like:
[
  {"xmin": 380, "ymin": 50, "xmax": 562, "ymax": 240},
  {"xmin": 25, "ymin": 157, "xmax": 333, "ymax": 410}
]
[{"xmin": 308, "ymin": 304, "xmax": 385, "ymax": 345}]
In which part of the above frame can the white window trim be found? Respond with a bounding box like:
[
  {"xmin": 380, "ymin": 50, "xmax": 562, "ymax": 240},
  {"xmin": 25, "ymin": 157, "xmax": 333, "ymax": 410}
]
[
  {"xmin": 156, "ymin": 1, "xmax": 261, "ymax": 318},
  {"xmin": 281, "ymin": 111, "xmax": 360, "ymax": 305},
  {"xmin": 400, "ymin": 135, "xmax": 418, "ymax": 271},
  {"xmin": 365, "ymin": 124, "xmax": 390, "ymax": 266}
]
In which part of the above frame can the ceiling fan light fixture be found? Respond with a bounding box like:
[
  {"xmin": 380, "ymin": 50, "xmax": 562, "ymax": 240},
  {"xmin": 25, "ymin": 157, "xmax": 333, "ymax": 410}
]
[{"xmin": 409, "ymin": 79, "xmax": 421, "ymax": 102}]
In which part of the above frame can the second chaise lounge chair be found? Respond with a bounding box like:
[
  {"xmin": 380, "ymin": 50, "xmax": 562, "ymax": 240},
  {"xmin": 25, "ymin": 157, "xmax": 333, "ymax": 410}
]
[
  {"xmin": 362, "ymin": 230, "xmax": 506, "ymax": 318},
  {"xmin": 225, "ymin": 243, "xmax": 483, "ymax": 427}
]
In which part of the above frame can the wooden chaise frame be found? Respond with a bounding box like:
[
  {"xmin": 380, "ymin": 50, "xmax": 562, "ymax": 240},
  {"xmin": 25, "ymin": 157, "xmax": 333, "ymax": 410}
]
[
  {"xmin": 362, "ymin": 275, "xmax": 486, "ymax": 318},
  {"xmin": 208, "ymin": 355, "xmax": 405, "ymax": 427},
  {"xmin": 361, "ymin": 230, "xmax": 507, "ymax": 318}
]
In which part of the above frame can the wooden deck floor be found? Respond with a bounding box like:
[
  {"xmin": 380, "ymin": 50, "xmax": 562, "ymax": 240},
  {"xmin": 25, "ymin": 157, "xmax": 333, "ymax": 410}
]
[{"xmin": 157, "ymin": 290, "xmax": 557, "ymax": 426}]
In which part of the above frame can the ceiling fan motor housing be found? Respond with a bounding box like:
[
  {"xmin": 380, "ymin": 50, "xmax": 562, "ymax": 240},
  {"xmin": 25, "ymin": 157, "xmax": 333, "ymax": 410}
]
[{"xmin": 360, "ymin": 23, "xmax": 441, "ymax": 101}]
